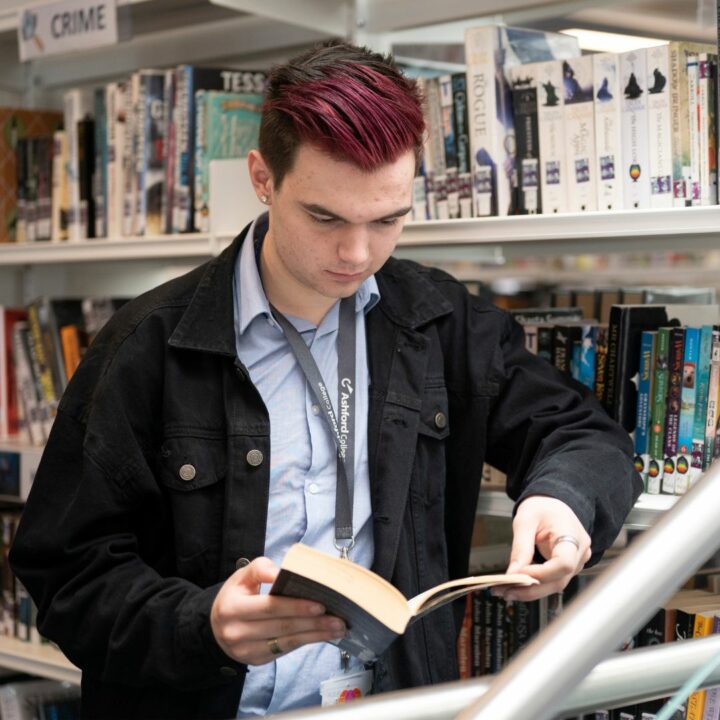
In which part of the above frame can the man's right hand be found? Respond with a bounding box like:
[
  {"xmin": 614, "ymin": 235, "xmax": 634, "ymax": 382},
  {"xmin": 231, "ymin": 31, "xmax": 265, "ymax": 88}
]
[{"xmin": 210, "ymin": 557, "xmax": 347, "ymax": 665}]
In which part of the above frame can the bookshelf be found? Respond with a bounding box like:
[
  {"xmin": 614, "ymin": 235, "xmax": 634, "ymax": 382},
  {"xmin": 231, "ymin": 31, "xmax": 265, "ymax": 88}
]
[{"xmin": 0, "ymin": 637, "xmax": 80, "ymax": 685}]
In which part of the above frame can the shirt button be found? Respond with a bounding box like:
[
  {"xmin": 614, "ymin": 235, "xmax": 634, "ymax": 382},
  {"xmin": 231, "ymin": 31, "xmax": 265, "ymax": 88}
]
[
  {"xmin": 246, "ymin": 449, "xmax": 264, "ymax": 467},
  {"xmin": 311, "ymin": 404, "xmax": 321, "ymax": 416},
  {"xmin": 308, "ymin": 482, "xmax": 319, "ymax": 494},
  {"xmin": 219, "ymin": 666, "xmax": 238, "ymax": 677},
  {"xmin": 434, "ymin": 412, "xmax": 447, "ymax": 430},
  {"xmin": 235, "ymin": 557, "xmax": 250, "ymax": 570},
  {"xmin": 178, "ymin": 464, "xmax": 196, "ymax": 482}
]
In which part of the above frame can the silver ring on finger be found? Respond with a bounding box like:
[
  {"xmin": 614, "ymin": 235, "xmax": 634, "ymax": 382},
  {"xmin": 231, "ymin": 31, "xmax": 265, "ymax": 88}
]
[
  {"xmin": 268, "ymin": 637, "xmax": 283, "ymax": 655},
  {"xmin": 553, "ymin": 535, "xmax": 580, "ymax": 551}
]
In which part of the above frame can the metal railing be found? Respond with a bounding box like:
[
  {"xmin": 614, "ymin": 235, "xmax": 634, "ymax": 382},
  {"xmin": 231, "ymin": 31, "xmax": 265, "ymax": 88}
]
[{"xmin": 272, "ymin": 460, "xmax": 720, "ymax": 719}]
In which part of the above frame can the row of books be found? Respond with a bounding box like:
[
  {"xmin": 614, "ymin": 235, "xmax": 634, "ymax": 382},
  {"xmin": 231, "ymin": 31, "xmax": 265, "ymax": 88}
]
[
  {"xmin": 413, "ymin": 24, "xmax": 717, "ymax": 220},
  {"xmin": 2, "ymin": 65, "xmax": 267, "ymax": 244},
  {"xmin": 0, "ymin": 298, "xmax": 127, "ymax": 446},
  {"xmin": 0, "ymin": 678, "xmax": 79, "ymax": 720},
  {"xmin": 511, "ymin": 299, "xmax": 720, "ymax": 495}
]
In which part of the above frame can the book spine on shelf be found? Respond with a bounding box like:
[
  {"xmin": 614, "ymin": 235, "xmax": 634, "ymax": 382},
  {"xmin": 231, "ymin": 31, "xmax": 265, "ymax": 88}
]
[
  {"xmin": 646, "ymin": 44, "xmax": 674, "ymax": 209},
  {"xmin": 698, "ymin": 53, "xmax": 718, "ymax": 206},
  {"xmin": 687, "ymin": 52, "xmax": 701, "ymax": 205},
  {"xmin": 634, "ymin": 330, "xmax": 657, "ymax": 487},
  {"xmin": 661, "ymin": 326, "xmax": 685, "ymax": 494},
  {"xmin": 675, "ymin": 326, "xmax": 699, "ymax": 494},
  {"xmin": 648, "ymin": 327, "xmax": 671, "ymax": 493},
  {"xmin": 703, "ymin": 330, "xmax": 720, "ymax": 469},
  {"xmin": 143, "ymin": 72, "xmax": 166, "ymax": 236},
  {"xmin": 563, "ymin": 56, "xmax": 597, "ymax": 212},
  {"xmin": 690, "ymin": 326, "xmax": 713, "ymax": 486},
  {"xmin": 93, "ymin": 87, "xmax": 107, "ymax": 239},
  {"xmin": 593, "ymin": 53, "xmax": 624, "ymax": 211}
]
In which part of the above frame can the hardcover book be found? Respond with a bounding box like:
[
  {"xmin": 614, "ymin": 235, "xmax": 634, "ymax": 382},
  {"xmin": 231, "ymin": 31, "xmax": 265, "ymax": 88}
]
[{"xmin": 270, "ymin": 543, "xmax": 535, "ymax": 663}]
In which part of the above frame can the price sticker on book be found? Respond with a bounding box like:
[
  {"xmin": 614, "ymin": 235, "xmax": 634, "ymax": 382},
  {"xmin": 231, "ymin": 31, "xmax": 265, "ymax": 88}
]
[{"xmin": 320, "ymin": 668, "xmax": 373, "ymax": 706}]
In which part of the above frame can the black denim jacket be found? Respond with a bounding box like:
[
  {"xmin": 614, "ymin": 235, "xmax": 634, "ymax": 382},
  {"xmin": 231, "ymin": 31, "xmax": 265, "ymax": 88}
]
[{"xmin": 10, "ymin": 225, "xmax": 642, "ymax": 719}]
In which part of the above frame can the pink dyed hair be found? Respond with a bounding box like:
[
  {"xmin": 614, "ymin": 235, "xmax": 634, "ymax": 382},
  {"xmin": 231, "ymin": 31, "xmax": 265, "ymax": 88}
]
[{"xmin": 259, "ymin": 41, "xmax": 425, "ymax": 187}]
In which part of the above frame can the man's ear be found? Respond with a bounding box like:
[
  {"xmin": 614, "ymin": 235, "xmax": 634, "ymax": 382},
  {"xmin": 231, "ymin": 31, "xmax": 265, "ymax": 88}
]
[{"xmin": 248, "ymin": 150, "xmax": 273, "ymax": 204}]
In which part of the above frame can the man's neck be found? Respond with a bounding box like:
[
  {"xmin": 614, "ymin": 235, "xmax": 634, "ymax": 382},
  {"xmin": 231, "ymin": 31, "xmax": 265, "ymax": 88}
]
[{"xmin": 258, "ymin": 233, "xmax": 337, "ymax": 327}]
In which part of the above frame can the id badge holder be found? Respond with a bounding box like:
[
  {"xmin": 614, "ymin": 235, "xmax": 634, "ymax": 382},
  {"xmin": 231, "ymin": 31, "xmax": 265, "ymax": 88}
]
[{"xmin": 319, "ymin": 668, "xmax": 373, "ymax": 706}]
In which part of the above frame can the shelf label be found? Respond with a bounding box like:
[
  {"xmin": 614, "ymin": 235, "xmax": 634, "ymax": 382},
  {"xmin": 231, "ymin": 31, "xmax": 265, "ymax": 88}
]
[{"xmin": 18, "ymin": 0, "xmax": 117, "ymax": 62}]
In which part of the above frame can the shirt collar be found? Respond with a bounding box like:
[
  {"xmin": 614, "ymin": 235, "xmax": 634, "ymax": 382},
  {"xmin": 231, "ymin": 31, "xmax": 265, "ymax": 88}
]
[{"xmin": 235, "ymin": 213, "xmax": 381, "ymax": 336}]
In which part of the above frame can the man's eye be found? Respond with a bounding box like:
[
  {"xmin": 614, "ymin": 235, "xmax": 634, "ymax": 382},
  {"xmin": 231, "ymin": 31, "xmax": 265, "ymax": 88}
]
[
  {"xmin": 310, "ymin": 215, "xmax": 337, "ymax": 224},
  {"xmin": 376, "ymin": 218, "xmax": 399, "ymax": 226}
]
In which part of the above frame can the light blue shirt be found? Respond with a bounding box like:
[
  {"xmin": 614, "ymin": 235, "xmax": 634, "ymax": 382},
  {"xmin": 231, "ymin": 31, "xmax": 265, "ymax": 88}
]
[{"xmin": 234, "ymin": 215, "xmax": 379, "ymax": 717}]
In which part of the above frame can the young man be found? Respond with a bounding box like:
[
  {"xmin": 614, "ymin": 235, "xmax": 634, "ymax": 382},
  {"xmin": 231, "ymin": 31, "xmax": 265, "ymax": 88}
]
[{"xmin": 10, "ymin": 42, "xmax": 641, "ymax": 719}]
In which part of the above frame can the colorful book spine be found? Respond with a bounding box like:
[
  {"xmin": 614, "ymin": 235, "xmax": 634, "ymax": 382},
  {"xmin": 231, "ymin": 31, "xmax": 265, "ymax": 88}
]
[
  {"xmin": 675, "ymin": 326, "xmax": 699, "ymax": 494},
  {"xmin": 620, "ymin": 49, "xmax": 651, "ymax": 209},
  {"xmin": 646, "ymin": 44, "xmax": 673, "ymax": 208},
  {"xmin": 578, "ymin": 324, "xmax": 596, "ymax": 390},
  {"xmin": 661, "ymin": 327, "xmax": 685, "ymax": 494},
  {"xmin": 593, "ymin": 52, "xmax": 623, "ymax": 211},
  {"xmin": 701, "ymin": 615, "xmax": 720, "ymax": 720},
  {"xmin": 563, "ymin": 56, "xmax": 597, "ymax": 212},
  {"xmin": 691, "ymin": 326, "xmax": 713, "ymax": 485},
  {"xmin": 634, "ymin": 330, "xmax": 657, "ymax": 487},
  {"xmin": 143, "ymin": 72, "xmax": 166, "ymax": 236},
  {"xmin": 704, "ymin": 330, "xmax": 720, "ymax": 469},
  {"xmin": 451, "ymin": 73, "xmax": 471, "ymax": 176},
  {"xmin": 648, "ymin": 327, "xmax": 671, "ymax": 493},
  {"xmin": 698, "ymin": 53, "xmax": 718, "ymax": 206}
]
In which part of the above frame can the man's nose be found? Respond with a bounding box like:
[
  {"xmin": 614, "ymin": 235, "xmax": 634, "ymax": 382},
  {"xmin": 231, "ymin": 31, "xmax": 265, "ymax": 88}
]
[{"xmin": 337, "ymin": 226, "xmax": 370, "ymax": 267}]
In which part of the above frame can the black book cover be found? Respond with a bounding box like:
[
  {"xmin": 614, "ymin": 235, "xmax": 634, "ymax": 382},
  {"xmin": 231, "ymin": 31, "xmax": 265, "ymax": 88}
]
[
  {"xmin": 451, "ymin": 73, "xmax": 470, "ymax": 175},
  {"xmin": 511, "ymin": 78, "xmax": 541, "ymax": 214},
  {"xmin": 552, "ymin": 324, "xmax": 582, "ymax": 376},
  {"xmin": 77, "ymin": 116, "xmax": 96, "ymax": 238},
  {"xmin": 603, "ymin": 305, "xmax": 670, "ymax": 430}
]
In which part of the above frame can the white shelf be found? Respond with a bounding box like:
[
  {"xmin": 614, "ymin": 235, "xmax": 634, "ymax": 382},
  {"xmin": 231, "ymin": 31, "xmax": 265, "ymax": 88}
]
[
  {"xmin": 0, "ymin": 637, "xmax": 80, "ymax": 685},
  {"xmin": 477, "ymin": 490, "xmax": 678, "ymax": 531},
  {"xmin": 396, "ymin": 206, "xmax": 720, "ymax": 261},
  {"xmin": 0, "ymin": 235, "xmax": 236, "ymax": 266}
]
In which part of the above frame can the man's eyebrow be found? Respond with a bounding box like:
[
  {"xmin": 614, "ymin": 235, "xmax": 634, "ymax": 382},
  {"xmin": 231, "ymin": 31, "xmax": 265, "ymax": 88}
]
[{"xmin": 300, "ymin": 202, "xmax": 413, "ymax": 222}]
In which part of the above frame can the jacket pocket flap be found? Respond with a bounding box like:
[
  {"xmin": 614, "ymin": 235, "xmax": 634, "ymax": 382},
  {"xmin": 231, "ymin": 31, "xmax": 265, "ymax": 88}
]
[{"xmin": 159, "ymin": 437, "xmax": 226, "ymax": 492}]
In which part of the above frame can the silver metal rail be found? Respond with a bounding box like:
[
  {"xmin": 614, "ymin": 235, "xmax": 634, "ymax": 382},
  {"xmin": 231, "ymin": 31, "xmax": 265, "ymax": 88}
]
[
  {"xmin": 272, "ymin": 635, "xmax": 720, "ymax": 719},
  {"xmin": 272, "ymin": 460, "xmax": 720, "ymax": 719}
]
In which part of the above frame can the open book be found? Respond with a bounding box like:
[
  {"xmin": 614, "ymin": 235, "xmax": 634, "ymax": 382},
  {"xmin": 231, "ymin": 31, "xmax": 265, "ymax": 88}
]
[{"xmin": 269, "ymin": 543, "xmax": 537, "ymax": 663}]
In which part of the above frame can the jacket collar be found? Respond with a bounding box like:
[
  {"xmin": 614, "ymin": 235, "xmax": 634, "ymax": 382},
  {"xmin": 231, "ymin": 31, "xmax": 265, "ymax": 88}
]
[{"xmin": 168, "ymin": 223, "xmax": 454, "ymax": 355}]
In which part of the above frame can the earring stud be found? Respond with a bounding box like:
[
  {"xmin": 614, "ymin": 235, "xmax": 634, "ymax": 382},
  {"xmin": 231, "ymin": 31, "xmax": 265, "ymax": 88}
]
[{"xmin": 260, "ymin": 194, "xmax": 268, "ymax": 204}]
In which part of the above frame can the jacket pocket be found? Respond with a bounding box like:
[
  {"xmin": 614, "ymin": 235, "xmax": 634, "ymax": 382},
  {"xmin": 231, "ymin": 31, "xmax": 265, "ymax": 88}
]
[
  {"xmin": 158, "ymin": 436, "xmax": 226, "ymax": 586},
  {"xmin": 412, "ymin": 386, "xmax": 450, "ymax": 505}
]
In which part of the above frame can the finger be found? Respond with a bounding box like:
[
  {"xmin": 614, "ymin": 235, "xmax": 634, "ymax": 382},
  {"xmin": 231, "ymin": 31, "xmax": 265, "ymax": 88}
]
[
  {"xmin": 499, "ymin": 579, "xmax": 569, "ymax": 603},
  {"xmin": 240, "ymin": 626, "xmax": 349, "ymax": 666},
  {"xmin": 507, "ymin": 517, "xmax": 539, "ymax": 574},
  {"xmin": 229, "ymin": 557, "xmax": 279, "ymax": 591},
  {"xmin": 212, "ymin": 593, "xmax": 327, "ymax": 624},
  {"xmin": 519, "ymin": 553, "xmax": 580, "ymax": 584},
  {"xmin": 219, "ymin": 614, "xmax": 346, "ymax": 646}
]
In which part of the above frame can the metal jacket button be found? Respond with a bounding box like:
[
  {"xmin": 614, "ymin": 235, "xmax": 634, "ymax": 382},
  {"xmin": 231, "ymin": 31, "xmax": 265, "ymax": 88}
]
[
  {"xmin": 219, "ymin": 666, "xmax": 238, "ymax": 677},
  {"xmin": 179, "ymin": 464, "xmax": 196, "ymax": 481},
  {"xmin": 434, "ymin": 412, "xmax": 447, "ymax": 430},
  {"xmin": 246, "ymin": 449, "xmax": 264, "ymax": 467}
]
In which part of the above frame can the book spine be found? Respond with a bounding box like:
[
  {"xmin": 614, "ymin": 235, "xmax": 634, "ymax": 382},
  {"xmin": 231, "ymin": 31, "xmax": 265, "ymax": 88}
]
[
  {"xmin": 701, "ymin": 615, "xmax": 720, "ymax": 720},
  {"xmin": 451, "ymin": 73, "xmax": 470, "ymax": 176},
  {"xmin": 703, "ymin": 330, "xmax": 720, "ymax": 469},
  {"xmin": 698, "ymin": 54, "xmax": 718, "ymax": 205},
  {"xmin": 563, "ymin": 56, "xmax": 597, "ymax": 212},
  {"xmin": 35, "ymin": 138, "xmax": 52, "ymax": 241},
  {"xmin": 646, "ymin": 44, "xmax": 674, "ymax": 208},
  {"xmin": 691, "ymin": 325, "xmax": 713, "ymax": 485},
  {"xmin": 688, "ymin": 52, "xmax": 701, "ymax": 205},
  {"xmin": 25, "ymin": 140, "xmax": 37, "ymax": 242},
  {"xmin": 620, "ymin": 49, "xmax": 651, "ymax": 209},
  {"xmin": 194, "ymin": 90, "xmax": 207, "ymax": 233},
  {"xmin": 465, "ymin": 27, "xmax": 501, "ymax": 217},
  {"xmin": 121, "ymin": 80, "xmax": 135, "ymax": 236},
  {"xmin": 134, "ymin": 74, "xmax": 148, "ymax": 237},
  {"xmin": 143, "ymin": 74, "xmax": 165, "ymax": 236},
  {"xmin": 63, "ymin": 89, "xmax": 91, "ymax": 242},
  {"xmin": 602, "ymin": 308, "xmax": 622, "ymax": 416},
  {"xmin": 593, "ymin": 325, "xmax": 609, "ymax": 404},
  {"xmin": 634, "ymin": 330, "xmax": 657, "ymax": 487},
  {"xmin": 661, "ymin": 327, "xmax": 685, "ymax": 494},
  {"xmin": 675, "ymin": 326, "xmax": 699, "ymax": 493},
  {"xmin": 439, "ymin": 75, "xmax": 458, "ymax": 174},
  {"xmin": 578, "ymin": 324, "xmax": 596, "ymax": 390},
  {"xmin": 174, "ymin": 66, "xmax": 190, "ymax": 233},
  {"xmin": 162, "ymin": 68, "xmax": 176, "ymax": 235},
  {"xmin": 508, "ymin": 66, "xmax": 541, "ymax": 215},
  {"xmin": 50, "ymin": 131, "xmax": 66, "ymax": 242},
  {"xmin": 77, "ymin": 118, "xmax": 95, "ymax": 240},
  {"xmin": 535, "ymin": 60, "xmax": 568, "ymax": 214},
  {"xmin": 686, "ymin": 614, "xmax": 715, "ymax": 719},
  {"xmin": 648, "ymin": 327, "xmax": 671, "ymax": 493},
  {"xmin": 11, "ymin": 324, "xmax": 44, "ymax": 445},
  {"xmin": 593, "ymin": 53, "xmax": 624, "ymax": 211},
  {"xmin": 93, "ymin": 87, "xmax": 107, "ymax": 238},
  {"xmin": 471, "ymin": 590, "xmax": 484, "ymax": 677},
  {"xmin": 670, "ymin": 43, "xmax": 694, "ymax": 205},
  {"xmin": 457, "ymin": 594, "xmax": 472, "ymax": 679}
]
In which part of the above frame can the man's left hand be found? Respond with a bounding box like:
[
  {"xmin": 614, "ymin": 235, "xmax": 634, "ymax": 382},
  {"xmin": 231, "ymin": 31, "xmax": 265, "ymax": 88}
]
[{"xmin": 496, "ymin": 496, "xmax": 592, "ymax": 602}]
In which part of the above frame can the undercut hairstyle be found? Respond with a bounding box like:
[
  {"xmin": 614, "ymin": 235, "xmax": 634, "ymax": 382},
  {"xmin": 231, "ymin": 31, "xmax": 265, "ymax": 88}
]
[{"xmin": 259, "ymin": 40, "xmax": 425, "ymax": 188}]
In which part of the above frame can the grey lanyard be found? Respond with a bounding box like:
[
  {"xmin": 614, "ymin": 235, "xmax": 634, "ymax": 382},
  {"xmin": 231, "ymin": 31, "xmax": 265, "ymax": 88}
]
[{"xmin": 270, "ymin": 296, "xmax": 357, "ymax": 559}]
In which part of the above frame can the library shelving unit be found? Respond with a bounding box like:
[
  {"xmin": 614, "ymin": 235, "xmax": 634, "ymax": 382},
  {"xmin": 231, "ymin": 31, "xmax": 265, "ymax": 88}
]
[{"xmin": 0, "ymin": 0, "xmax": 715, "ymax": 689}]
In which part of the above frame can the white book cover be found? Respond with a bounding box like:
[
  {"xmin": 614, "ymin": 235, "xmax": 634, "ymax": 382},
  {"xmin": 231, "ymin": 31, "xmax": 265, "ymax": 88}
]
[
  {"xmin": 62, "ymin": 88, "xmax": 93, "ymax": 242},
  {"xmin": 593, "ymin": 53, "xmax": 623, "ymax": 211},
  {"xmin": 465, "ymin": 26, "xmax": 507, "ymax": 217},
  {"xmin": 646, "ymin": 45, "xmax": 673, "ymax": 208},
  {"xmin": 562, "ymin": 56, "xmax": 597, "ymax": 212},
  {"xmin": 687, "ymin": 52, "xmax": 700, "ymax": 205},
  {"xmin": 534, "ymin": 60, "xmax": 568, "ymax": 214},
  {"xmin": 50, "ymin": 130, "xmax": 67, "ymax": 242},
  {"xmin": 620, "ymin": 49, "xmax": 651, "ymax": 209},
  {"xmin": 121, "ymin": 79, "xmax": 136, "ymax": 236}
]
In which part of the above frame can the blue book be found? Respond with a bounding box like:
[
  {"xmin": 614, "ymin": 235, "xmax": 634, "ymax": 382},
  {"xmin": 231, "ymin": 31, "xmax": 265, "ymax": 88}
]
[
  {"xmin": 578, "ymin": 324, "xmax": 596, "ymax": 390},
  {"xmin": 93, "ymin": 87, "xmax": 107, "ymax": 238},
  {"xmin": 690, "ymin": 325, "xmax": 713, "ymax": 486},
  {"xmin": 634, "ymin": 330, "xmax": 656, "ymax": 487},
  {"xmin": 675, "ymin": 326, "xmax": 699, "ymax": 493}
]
